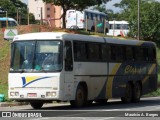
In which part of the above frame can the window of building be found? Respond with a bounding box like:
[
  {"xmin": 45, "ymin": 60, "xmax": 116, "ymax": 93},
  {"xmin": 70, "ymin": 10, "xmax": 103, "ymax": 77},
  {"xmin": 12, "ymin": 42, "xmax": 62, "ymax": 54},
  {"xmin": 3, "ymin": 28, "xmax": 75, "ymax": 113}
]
[{"xmin": 47, "ymin": 8, "xmax": 50, "ymax": 11}]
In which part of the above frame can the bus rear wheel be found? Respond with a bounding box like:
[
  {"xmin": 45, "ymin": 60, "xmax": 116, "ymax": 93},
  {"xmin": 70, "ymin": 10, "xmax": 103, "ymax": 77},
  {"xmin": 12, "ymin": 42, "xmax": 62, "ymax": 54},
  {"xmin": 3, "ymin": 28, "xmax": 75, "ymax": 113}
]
[
  {"xmin": 30, "ymin": 101, "xmax": 44, "ymax": 109},
  {"xmin": 132, "ymin": 82, "xmax": 141, "ymax": 102},
  {"xmin": 121, "ymin": 83, "xmax": 132, "ymax": 103},
  {"xmin": 70, "ymin": 85, "xmax": 87, "ymax": 107}
]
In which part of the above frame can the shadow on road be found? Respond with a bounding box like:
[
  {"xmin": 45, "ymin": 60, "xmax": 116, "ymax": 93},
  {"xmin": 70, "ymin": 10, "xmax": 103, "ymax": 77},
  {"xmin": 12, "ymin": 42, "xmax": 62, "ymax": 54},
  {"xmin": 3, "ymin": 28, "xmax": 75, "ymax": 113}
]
[{"xmin": 25, "ymin": 97, "xmax": 160, "ymax": 111}]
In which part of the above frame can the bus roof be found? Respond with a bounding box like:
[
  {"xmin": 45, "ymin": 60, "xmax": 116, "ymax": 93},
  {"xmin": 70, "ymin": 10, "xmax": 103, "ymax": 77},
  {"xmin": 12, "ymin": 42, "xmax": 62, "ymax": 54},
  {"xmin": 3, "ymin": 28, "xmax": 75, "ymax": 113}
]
[
  {"xmin": 109, "ymin": 21, "xmax": 129, "ymax": 24},
  {"xmin": 13, "ymin": 32, "xmax": 155, "ymax": 47},
  {"xmin": 84, "ymin": 9, "xmax": 107, "ymax": 15},
  {"xmin": 0, "ymin": 17, "xmax": 16, "ymax": 21},
  {"xmin": 67, "ymin": 9, "xmax": 107, "ymax": 15}
]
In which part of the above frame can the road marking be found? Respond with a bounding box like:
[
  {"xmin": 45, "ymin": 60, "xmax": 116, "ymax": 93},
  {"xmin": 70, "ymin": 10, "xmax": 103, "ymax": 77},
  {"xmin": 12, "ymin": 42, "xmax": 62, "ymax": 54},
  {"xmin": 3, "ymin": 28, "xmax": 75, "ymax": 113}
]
[
  {"xmin": 39, "ymin": 118, "xmax": 49, "ymax": 120},
  {"xmin": 96, "ymin": 117, "xmax": 115, "ymax": 120}
]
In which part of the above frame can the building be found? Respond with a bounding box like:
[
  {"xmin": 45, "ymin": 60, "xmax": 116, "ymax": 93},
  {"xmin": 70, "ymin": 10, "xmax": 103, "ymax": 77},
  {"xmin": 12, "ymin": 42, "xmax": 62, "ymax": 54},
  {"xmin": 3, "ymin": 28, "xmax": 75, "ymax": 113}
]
[{"xmin": 28, "ymin": 0, "xmax": 62, "ymax": 28}]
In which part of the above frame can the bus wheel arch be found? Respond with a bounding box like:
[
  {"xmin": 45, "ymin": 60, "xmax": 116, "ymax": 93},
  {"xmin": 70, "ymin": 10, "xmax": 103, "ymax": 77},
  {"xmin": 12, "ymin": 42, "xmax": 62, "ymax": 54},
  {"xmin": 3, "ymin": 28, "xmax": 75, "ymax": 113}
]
[
  {"xmin": 121, "ymin": 82, "xmax": 133, "ymax": 103},
  {"xmin": 70, "ymin": 82, "xmax": 88, "ymax": 107}
]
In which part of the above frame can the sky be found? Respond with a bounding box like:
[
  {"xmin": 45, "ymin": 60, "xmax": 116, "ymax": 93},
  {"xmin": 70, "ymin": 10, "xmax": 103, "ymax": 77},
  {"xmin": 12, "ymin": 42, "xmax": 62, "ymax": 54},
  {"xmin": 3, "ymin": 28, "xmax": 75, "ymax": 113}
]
[
  {"xmin": 21, "ymin": 0, "xmax": 122, "ymax": 12},
  {"xmin": 21, "ymin": 0, "xmax": 28, "ymax": 4},
  {"xmin": 21, "ymin": 0, "xmax": 160, "ymax": 13},
  {"xmin": 106, "ymin": 0, "xmax": 122, "ymax": 13}
]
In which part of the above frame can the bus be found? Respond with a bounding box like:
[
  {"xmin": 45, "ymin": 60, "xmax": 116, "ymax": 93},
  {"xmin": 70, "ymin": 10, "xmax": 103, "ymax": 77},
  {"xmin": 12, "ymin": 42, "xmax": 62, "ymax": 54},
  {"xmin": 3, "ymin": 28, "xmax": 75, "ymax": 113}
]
[
  {"xmin": 8, "ymin": 32, "xmax": 157, "ymax": 109},
  {"xmin": 107, "ymin": 21, "xmax": 129, "ymax": 37},
  {"xmin": 0, "ymin": 17, "xmax": 18, "ymax": 28},
  {"xmin": 66, "ymin": 9, "xmax": 108, "ymax": 33}
]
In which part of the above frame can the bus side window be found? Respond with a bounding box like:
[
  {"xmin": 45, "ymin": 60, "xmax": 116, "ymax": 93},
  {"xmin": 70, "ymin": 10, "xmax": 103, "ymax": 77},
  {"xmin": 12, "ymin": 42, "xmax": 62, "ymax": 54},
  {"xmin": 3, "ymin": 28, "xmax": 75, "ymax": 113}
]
[
  {"xmin": 125, "ymin": 46, "xmax": 134, "ymax": 61},
  {"xmin": 148, "ymin": 48, "xmax": 156, "ymax": 61},
  {"xmin": 135, "ymin": 47, "xmax": 145, "ymax": 61},
  {"xmin": 65, "ymin": 41, "xmax": 73, "ymax": 71},
  {"xmin": 74, "ymin": 42, "xmax": 87, "ymax": 61},
  {"xmin": 110, "ymin": 24, "xmax": 113, "ymax": 29},
  {"xmin": 87, "ymin": 43, "xmax": 100, "ymax": 61},
  {"xmin": 91, "ymin": 13, "xmax": 93, "ymax": 20},
  {"xmin": 101, "ymin": 44, "xmax": 108, "ymax": 61},
  {"xmin": 111, "ymin": 46, "xmax": 116, "ymax": 61}
]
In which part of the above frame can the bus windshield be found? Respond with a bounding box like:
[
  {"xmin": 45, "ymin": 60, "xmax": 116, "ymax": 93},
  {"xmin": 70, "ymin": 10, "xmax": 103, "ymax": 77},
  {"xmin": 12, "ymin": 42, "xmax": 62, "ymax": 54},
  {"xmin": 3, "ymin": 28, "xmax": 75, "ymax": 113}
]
[{"xmin": 10, "ymin": 40, "xmax": 63, "ymax": 72}]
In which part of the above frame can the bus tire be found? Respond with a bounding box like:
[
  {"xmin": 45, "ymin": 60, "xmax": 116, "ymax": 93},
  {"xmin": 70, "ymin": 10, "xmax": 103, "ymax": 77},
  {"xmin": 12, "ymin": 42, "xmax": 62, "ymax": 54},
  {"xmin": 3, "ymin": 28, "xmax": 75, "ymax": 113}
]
[
  {"xmin": 132, "ymin": 82, "xmax": 141, "ymax": 102},
  {"xmin": 121, "ymin": 83, "xmax": 132, "ymax": 103},
  {"xmin": 30, "ymin": 101, "xmax": 43, "ymax": 109},
  {"xmin": 70, "ymin": 85, "xmax": 87, "ymax": 107},
  {"xmin": 86, "ymin": 100, "xmax": 93, "ymax": 106},
  {"xmin": 91, "ymin": 26, "xmax": 95, "ymax": 32}
]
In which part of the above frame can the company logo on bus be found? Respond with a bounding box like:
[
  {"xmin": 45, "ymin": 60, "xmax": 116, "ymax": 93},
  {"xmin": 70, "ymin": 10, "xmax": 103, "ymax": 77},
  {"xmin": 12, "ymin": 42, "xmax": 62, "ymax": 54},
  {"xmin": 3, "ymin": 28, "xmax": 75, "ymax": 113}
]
[{"xmin": 21, "ymin": 77, "xmax": 52, "ymax": 88}]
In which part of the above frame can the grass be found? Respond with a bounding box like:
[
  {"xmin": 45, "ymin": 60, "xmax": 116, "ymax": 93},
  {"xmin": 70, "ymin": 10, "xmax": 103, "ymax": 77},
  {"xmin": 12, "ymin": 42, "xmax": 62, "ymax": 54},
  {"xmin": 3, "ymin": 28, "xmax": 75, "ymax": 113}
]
[
  {"xmin": 0, "ymin": 83, "xmax": 8, "ymax": 101},
  {"xmin": 145, "ymin": 88, "xmax": 160, "ymax": 97},
  {"xmin": 0, "ymin": 27, "xmax": 160, "ymax": 101}
]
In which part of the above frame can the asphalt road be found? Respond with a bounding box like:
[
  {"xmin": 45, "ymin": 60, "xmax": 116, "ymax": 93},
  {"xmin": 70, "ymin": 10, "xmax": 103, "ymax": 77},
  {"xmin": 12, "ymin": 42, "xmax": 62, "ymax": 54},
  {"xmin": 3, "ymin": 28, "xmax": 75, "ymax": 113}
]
[{"xmin": 0, "ymin": 97, "xmax": 160, "ymax": 120}]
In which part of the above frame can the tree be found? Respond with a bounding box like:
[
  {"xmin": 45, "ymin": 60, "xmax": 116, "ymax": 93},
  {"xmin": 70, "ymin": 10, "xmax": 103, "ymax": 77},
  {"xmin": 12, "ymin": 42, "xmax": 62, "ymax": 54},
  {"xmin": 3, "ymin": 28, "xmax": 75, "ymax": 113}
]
[
  {"xmin": 42, "ymin": 0, "xmax": 111, "ymax": 28},
  {"xmin": 114, "ymin": 0, "xmax": 160, "ymax": 41},
  {"xmin": 0, "ymin": 0, "xmax": 32, "ymax": 25}
]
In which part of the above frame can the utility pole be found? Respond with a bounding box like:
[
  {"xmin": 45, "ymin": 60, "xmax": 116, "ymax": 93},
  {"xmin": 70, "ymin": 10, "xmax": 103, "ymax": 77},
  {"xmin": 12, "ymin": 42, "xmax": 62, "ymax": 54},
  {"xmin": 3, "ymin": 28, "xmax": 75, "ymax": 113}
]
[
  {"xmin": 17, "ymin": 9, "xmax": 19, "ymax": 24},
  {"xmin": 28, "ymin": 7, "xmax": 29, "ymax": 25},
  {"xmin": 138, "ymin": 0, "xmax": 140, "ymax": 40},
  {"xmin": 6, "ymin": 11, "xmax": 8, "ymax": 28},
  {"xmin": 40, "ymin": 7, "xmax": 43, "ymax": 25}
]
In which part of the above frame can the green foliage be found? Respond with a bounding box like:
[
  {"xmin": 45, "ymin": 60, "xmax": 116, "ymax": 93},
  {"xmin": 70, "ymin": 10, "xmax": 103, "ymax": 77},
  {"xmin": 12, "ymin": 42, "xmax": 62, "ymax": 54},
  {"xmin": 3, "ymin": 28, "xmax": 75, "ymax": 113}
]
[
  {"xmin": 42, "ymin": 0, "xmax": 111, "ymax": 28},
  {"xmin": 0, "ymin": 0, "xmax": 35, "ymax": 25},
  {"xmin": 114, "ymin": 0, "xmax": 160, "ymax": 41}
]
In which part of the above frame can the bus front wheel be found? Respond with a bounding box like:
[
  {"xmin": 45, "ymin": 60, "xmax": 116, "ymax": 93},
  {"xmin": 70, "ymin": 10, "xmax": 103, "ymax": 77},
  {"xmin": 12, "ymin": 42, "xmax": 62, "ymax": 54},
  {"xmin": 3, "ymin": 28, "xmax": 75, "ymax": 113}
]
[
  {"xmin": 70, "ymin": 85, "xmax": 87, "ymax": 107},
  {"xmin": 30, "ymin": 101, "xmax": 44, "ymax": 109},
  {"xmin": 121, "ymin": 83, "xmax": 132, "ymax": 103}
]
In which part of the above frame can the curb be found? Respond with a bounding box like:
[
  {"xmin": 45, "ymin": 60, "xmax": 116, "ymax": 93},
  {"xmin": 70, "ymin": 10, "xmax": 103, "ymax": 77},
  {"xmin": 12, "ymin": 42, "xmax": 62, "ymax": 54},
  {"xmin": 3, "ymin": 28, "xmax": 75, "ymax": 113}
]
[{"xmin": 0, "ymin": 102, "xmax": 29, "ymax": 107}]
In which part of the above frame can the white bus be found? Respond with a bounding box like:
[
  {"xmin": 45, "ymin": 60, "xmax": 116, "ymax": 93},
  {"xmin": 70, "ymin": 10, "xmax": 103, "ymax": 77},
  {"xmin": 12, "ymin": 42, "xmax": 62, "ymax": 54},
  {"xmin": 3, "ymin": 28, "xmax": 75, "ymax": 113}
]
[
  {"xmin": 66, "ymin": 9, "xmax": 108, "ymax": 33},
  {"xmin": 9, "ymin": 32, "xmax": 157, "ymax": 109},
  {"xmin": 107, "ymin": 21, "xmax": 129, "ymax": 37}
]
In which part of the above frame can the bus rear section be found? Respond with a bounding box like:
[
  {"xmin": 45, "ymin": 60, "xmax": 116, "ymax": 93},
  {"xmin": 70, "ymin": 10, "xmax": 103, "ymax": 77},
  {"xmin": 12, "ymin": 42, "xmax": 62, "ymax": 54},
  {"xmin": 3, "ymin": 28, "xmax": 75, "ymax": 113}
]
[
  {"xmin": 66, "ymin": 9, "xmax": 108, "ymax": 33},
  {"xmin": 66, "ymin": 10, "xmax": 84, "ymax": 29},
  {"xmin": 107, "ymin": 21, "xmax": 129, "ymax": 37}
]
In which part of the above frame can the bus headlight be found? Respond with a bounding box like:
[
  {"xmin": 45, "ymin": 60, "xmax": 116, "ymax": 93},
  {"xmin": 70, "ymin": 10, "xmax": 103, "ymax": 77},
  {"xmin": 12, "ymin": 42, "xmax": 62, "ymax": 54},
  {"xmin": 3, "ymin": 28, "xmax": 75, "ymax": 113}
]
[
  {"xmin": 10, "ymin": 92, "xmax": 19, "ymax": 96},
  {"xmin": 46, "ymin": 92, "xmax": 56, "ymax": 97},
  {"xmin": 10, "ymin": 92, "xmax": 15, "ymax": 96}
]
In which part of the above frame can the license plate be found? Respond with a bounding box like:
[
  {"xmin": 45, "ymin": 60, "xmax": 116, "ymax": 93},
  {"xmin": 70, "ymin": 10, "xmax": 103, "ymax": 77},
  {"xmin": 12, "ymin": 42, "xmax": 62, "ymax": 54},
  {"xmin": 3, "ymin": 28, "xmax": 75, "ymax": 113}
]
[{"xmin": 28, "ymin": 93, "xmax": 37, "ymax": 97}]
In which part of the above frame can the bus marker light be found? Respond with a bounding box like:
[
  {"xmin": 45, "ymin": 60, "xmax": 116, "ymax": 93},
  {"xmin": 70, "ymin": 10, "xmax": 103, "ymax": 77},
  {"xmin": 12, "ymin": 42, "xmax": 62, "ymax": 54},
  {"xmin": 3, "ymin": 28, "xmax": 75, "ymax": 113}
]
[
  {"xmin": 46, "ymin": 92, "xmax": 56, "ymax": 97},
  {"xmin": 20, "ymin": 95, "xmax": 24, "ymax": 98},
  {"xmin": 41, "ymin": 95, "xmax": 45, "ymax": 98},
  {"xmin": 15, "ymin": 92, "xmax": 19, "ymax": 96}
]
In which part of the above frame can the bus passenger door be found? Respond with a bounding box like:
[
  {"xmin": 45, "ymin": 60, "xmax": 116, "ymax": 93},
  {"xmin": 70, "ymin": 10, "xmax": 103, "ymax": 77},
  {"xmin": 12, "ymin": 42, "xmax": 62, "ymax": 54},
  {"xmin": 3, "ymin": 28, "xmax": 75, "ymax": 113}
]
[{"xmin": 64, "ymin": 41, "xmax": 74, "ymax": 99}]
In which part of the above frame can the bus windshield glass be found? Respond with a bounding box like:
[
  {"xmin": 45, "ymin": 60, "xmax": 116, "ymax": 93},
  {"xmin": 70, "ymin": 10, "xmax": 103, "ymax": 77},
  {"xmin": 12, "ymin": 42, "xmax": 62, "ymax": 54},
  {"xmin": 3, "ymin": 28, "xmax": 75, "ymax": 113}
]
[{"xmin": 10, "ymin": 40, "xmax": 63, "ymax": 72}]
